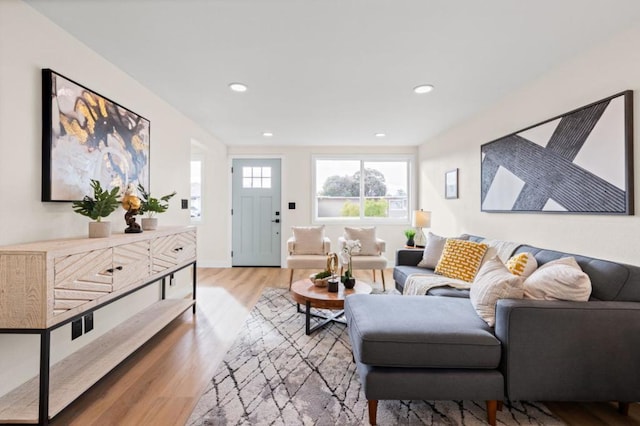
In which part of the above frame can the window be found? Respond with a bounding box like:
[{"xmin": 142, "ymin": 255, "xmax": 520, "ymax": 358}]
[
  {"xmin": 242, "ymin": 166, "xmax": 272, "ymax": 189},
  {"xmin": 190, "ymin": 160, "xmax": 202, "ymax": 220},
  {"xmin": 314, "ymin": 156, "xmax": 411, "ymax": 222}
]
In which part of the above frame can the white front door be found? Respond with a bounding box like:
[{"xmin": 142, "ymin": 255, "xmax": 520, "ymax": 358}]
[{"xmin": 231, "ymin": 158, "xmax": 282, "ymax": 266}]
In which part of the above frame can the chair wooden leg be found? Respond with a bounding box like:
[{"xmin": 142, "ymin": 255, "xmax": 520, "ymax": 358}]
[
  {"xmin": 380, "ymin": 269, "xmax": 386, "ymax": 291},
  {"xmin": 618, "ymin": 401, "xmax": 630, "ymax": 416},
  {"xmin": 288, "ymin": 269, "xmax": 294, "ymax": 290},
  {"xmin": 497, "ymin": 400, "xmax": 503, "ymax": 411},
  {"xmin": 486, "ymin": 400, "xmax": 497, "ymax": 426},
  {"xmin": 368, "ymin": 400, "xmax": 378, "ymax": 425}
]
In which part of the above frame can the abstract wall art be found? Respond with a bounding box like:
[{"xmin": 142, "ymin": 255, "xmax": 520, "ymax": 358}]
[
  {"xmin": 481, "ymin": 91, "xmax": 633, "ymax": 214},
  {"xmin": 42, "ymin": 69, "xmax": 150, "ymax": 201}
]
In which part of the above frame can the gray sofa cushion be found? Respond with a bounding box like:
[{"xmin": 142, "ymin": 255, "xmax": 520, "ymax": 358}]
[
  {"xmin": 393, "ymin": 265, "xmax": 432, "ymax": 291},
  {"xmin": 393, "ymin": 266, "xmax": 470, "ymax": 297},
  {"xmin": 427, "ymin": 287, "xmax": 471, "ymax": 298},
  {"xmin": 345, "ymin": 294, "xmax": 501, "ymax": 369}
]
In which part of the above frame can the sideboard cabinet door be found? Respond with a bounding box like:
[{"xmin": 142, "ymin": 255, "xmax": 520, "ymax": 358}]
[
  {"xmin": 112, "ymin": 241, "xmax": 151, "ymax": 291},
  {"xmin": 53, "ymin": 248, "xmax": 113, "ymax": 317},
  {"xmin": 151, "ymin": 231, "xmax": 197, "ymax": 274}
]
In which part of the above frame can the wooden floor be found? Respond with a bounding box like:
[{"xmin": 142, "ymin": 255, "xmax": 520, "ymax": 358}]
[{"xmin": 49, "ymin": 267, "xmax": 640, "ymax": 426}]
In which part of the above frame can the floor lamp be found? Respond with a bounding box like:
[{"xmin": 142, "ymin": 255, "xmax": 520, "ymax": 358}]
[{"xmin": 412, "ymin": 210, "xmax": 431, "ymax": 248}]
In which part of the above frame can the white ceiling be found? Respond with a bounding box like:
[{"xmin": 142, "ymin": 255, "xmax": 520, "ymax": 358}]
[{"xmin": 25, "ymin": 0, "xmax": 640, "ymax": 147}]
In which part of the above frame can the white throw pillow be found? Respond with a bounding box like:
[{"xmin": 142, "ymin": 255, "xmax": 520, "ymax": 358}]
[
  {"xmin": 344, "ymin": 226, "xmax": 378, "ymax": 255},
  {"xmin": 470, "ymin": 257, "xmax": 525, "ymax": 327},
  {"xmin": 292, "ymin": 226, "xmax": 325, "ymax": 255},
  {"xmin": 523, "ymin": 257, "xmax": 591, "ymax": 301}
]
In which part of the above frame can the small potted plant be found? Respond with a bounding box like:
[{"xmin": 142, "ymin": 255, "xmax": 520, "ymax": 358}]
[
  {"xmin": 404, "ymin": 229, "xmax": 417, "ymax": 247},
  {"xmin": 137, "ymin": 184, "xmax": 177, "ymax": 230},
  {"xmin": 340, "ymin": 239, "xmax": 361, "ymax": 289},
  {"xmin": 72, "ymin": 179, "xmax": 121, "ymax": 238}
]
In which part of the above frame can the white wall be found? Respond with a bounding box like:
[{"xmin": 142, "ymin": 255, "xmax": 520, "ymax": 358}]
[
  {"xmin": 227, "ymin": 145, "xmax": 419, "ymax": 268},
  {"xmin": 0, "ymin": 0, "xmax": 228, "ymax": 396},
  {"xmin": 419, "ymin": 23, "xmax": 640, "ymax": 265},
  {"xmin": 191, "ymin": 139, "xmax": 230, "ymax": 267}
]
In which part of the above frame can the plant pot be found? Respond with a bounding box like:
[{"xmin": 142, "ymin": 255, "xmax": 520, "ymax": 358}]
[
  {"xmin": 406, "ymin": 238, "xmax": 415, "ymax": 247},
  {"xmin": 88, "ymin": 221, "xmax": 111, "ymax": 238},
  {"xmin": 141, "ymin": 217, "xmax": 158, "ymax": 231},
  {"xmin": 343, "ymin": 277, "xmax": 356, "ymax": 289}
]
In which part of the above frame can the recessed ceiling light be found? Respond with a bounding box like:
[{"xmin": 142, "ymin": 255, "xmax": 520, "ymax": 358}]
[
  {"xmin": 228, "ymin": 82, "xmax": 248, "ymax": 92},
  {"xmin": 413, "ymin": 84, "xmax": 434, "ymax": 94},
  {"xmin": 262, "ymin": 132, "xmax": 273, "ymax": 137},
  {"xmin": 375, "ymin": 133, "xmax": 386, "ymax": 138}
]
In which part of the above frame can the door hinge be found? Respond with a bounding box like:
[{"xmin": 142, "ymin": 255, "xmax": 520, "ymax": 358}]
[
  {"xmin": 231, "ymin": 208, "xmax": 233, "ymax": 215},
  {"xmin": 231, "ymin": 250, "xmax": 233, "ymax": 258},
  {"xmin": 231, "ymin": 166, "xmax": 233, "ymax": 173}
]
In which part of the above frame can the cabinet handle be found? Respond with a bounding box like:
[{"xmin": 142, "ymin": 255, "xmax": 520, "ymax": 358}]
[
  {"xmin": 172, "ymin": 247, "xmax": 184, "ymax": 252},
  {"xmin": 115, "ymin": 266, "xmax": 124, "ymax": 271},
  {"xmin": 106, "ymin": 268, "xmax": 114, "ymax": 274}
]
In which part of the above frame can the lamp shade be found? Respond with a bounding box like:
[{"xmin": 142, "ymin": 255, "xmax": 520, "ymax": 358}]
[{"xmin": 412, "ymin": 210, "xmax": 431, "ymax": 228}]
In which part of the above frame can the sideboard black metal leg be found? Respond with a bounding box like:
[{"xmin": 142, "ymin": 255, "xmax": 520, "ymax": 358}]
[
  {"xmin": 39, "ymin": 330, "xmax": 51, "ymax": 425},
  {"xmin": 192, "ymin": 262, "xmax": 197, "ymax": 314}
]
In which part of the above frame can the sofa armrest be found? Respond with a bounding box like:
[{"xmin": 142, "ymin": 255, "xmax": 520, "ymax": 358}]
[
  {"xmin": 322, "ymin": 237, "xmax": 331, "ymax": 254},
  {"xmin": 338, "ymin": 236, "xmax": 346, "ymax": 251},
  {"xmin": 375, "ymin": 238, "xmax": 386, "ymax": 253},
  {"xmin": 287, "ymin": 236, "xmax": 295, "ymax": 254},
  {"xmin": 395, "ymin": 249, "xmax": 423, "ymax": 266},
  {"xmin": 495, "ymin": 299, "xmax": 640, "ymax": 401}
]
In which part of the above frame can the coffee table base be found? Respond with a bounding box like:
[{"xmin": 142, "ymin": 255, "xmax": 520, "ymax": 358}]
[{"xmin": 297, "ymin": 302, "xmax": 346, "ymax": 335}]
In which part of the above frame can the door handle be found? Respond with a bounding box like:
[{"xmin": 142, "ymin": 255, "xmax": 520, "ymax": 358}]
[{"xmin": 271, "ymin": 219, "xmax": 280, "ymax": 223}]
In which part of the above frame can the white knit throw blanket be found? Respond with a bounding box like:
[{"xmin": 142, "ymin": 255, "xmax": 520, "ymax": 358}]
[{"xmin": 402, "ymin": 239, "xmax": 521, "ymax": 296}]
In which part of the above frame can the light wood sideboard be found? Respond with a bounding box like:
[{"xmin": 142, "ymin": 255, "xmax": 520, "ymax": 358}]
[{"xmin": 0, "ymin": 226, "xmax": 197, "ymax": 425}]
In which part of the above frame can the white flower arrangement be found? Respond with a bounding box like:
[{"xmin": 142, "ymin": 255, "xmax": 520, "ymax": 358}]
[{"xmin": 341, "ymin": 239, "xmax": 361, "ymax": 279}]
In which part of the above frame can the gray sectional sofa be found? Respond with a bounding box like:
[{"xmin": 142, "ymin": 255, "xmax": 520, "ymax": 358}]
[{"xmin": 345, "ymin": 236, "xmax": 640, "ymax": 425}]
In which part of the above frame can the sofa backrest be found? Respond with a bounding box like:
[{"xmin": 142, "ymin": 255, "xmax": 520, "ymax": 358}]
[{"xmin": 515, "ymin": 245, "xmax": 640, "ymax": 302}]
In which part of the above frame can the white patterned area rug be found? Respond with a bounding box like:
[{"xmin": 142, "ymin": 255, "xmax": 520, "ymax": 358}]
[{"xmin": 188, "ymin": 288, "xmax": 563, "ymax": 426}]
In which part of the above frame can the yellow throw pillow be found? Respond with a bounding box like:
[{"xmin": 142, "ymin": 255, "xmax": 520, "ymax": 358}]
[
  {"xmin": 435, "ymin": 239, "xmax": 489, "ymax": 282},
  {"xmin": 506, "ymin": 252, "xmax": 538, "ymax": 278}
]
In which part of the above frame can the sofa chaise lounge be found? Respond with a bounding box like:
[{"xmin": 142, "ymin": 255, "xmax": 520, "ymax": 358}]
[{"xmin": 345, "ymin": 236, "xmax": 640, "ymax": 425}]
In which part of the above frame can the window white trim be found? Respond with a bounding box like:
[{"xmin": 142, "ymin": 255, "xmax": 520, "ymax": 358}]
[{"xmin": 312, "ymin": 154, "xmax": 415, "ymax": 225}]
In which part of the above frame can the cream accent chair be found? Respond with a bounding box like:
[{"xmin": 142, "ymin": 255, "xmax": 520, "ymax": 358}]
[
  {"xmin": 338, "ymin": 226, "xmax": 387, "ymax": 291},
  {"xmin": 286, "ymin": 226, "xmax": 331, "ymax": 289}
]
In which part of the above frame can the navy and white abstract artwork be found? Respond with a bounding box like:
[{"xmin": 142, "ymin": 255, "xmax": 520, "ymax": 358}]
[{"xmin": 481, "ymin": 91, "xmax": 633, "ymax": 214}]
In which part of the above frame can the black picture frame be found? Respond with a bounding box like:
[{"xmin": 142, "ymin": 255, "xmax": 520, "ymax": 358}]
[
  {"xmin": 42, "ymin": 69, "xmax": 150, "ymax": 201},
  {"xmin": 445, "ymin": 168, "xmax": 458, "ymax": 199},
  {"xmin": 480, "ymin": 91, "xmax": 633, "ymax": 214}
]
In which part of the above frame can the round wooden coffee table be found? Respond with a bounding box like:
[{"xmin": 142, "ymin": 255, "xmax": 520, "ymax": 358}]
[{"xmin": 290, "ymin": 278, "xmax": 372, "ymax": 335}]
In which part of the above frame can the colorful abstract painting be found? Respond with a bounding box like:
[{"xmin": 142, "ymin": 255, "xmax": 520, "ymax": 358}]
[
  {"xmin": 42, "ymin": 69, "xmax": 150, "ymax": 201},
  {"xmin": 481, "ymin": 91, "xmax": 633, "ymax": 214}
]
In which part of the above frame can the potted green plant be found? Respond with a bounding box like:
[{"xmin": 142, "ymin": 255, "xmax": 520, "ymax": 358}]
[
  {"xmin": 72, "ymin": 179, "xmax": 121, "ymax": 238},
  {"xmin": 404, "ymin": 229, "xmax": 417, "ymax": 247},
  {"xmin": 137, "ymin": 184, "xmax": 177, "ymax": 230}
]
